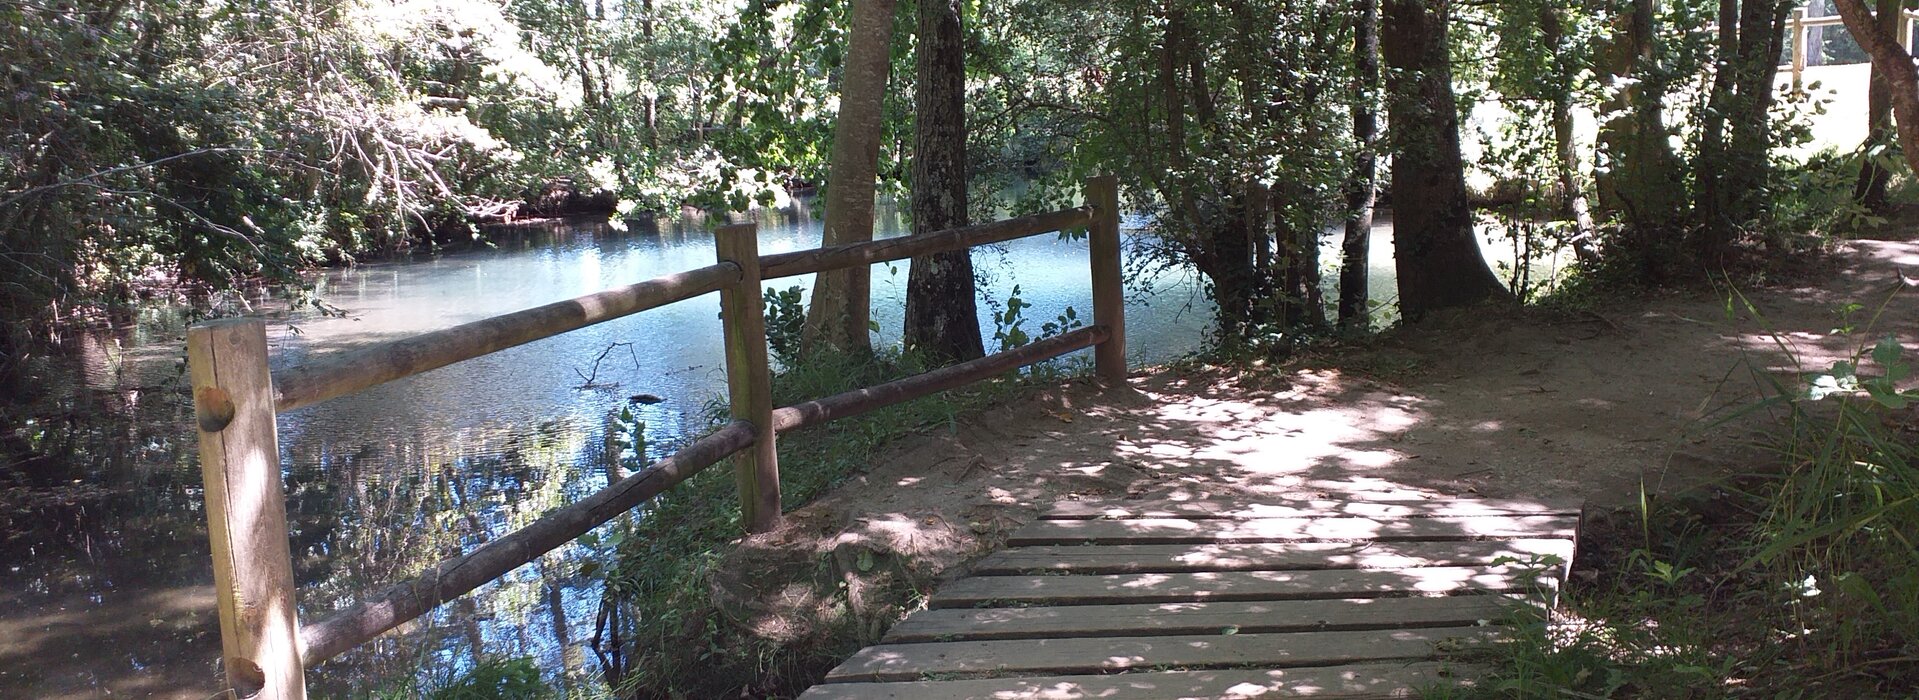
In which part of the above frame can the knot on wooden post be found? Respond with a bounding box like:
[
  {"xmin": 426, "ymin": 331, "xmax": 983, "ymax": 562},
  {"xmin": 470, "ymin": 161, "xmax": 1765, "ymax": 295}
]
[
  {"xmin": 227, "ymin": 657, "xmax": 267, "ymax": 698},
  {"xmin": 196, "ymin": 386, "xmax": 236, "ymax": 432}
]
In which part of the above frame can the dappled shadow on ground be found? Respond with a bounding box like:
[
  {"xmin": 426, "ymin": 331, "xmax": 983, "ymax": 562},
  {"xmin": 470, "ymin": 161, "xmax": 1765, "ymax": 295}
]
[{"xmin": 719, "ymin": 236, "xmax": 1919, "ymax": 665}]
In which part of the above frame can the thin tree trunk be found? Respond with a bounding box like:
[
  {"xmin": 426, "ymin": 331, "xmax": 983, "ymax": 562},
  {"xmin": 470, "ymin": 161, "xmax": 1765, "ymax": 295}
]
[
  {"xmin": 1381, "ymin": 0, "xmax": 1510, "ymax": 321},
  {"xmin": 1853, "ymin": 0, "xmax": 1901, "ymax": 210},
  {"xmin": 1537, "ymin": 4, "xmax": 1594, "ymax": 264},
  {"xmin": 902, "ymin": 0, "xmax": 983, "ymax": 361},
  {"xmin": 1694, "ymin": 0, "xmax": 1739, "ymax": 243},
  {"xmin": 802, "ymin": 0, "xmax": 898, "ymax": 356},
  {"xmin": 1339, "ymin": 0, "xmax": 1379, "ymax": 331},
  {"xmin": 642, "ymin": 0, "xmax": 658, "ymax": 151}
]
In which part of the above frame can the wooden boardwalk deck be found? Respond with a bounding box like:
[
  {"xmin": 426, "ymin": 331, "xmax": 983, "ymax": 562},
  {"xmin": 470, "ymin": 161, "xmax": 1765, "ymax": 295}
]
[{"xmin": 799, "ymin": 497, "xmax": 1581, "ymax": 699}]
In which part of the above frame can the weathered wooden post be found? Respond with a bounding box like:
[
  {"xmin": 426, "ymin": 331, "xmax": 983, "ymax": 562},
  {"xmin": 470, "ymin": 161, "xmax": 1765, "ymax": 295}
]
[
  {"xmin": 1790, "ymin": 8, "xmax": 1807, "ymax": 92},
  {"xmin": 186, "ymin": 318, "xmax": 306, "ymax": 699},
  {"xmin": 1903, "ymin": 9, "xmax": 1916, "ymax": 53},
  {"xmin": 1085, "ymin": 175, "xmax": 1127, "ymax": 384},
  {"xmin": 714, "ymin": 223, "xmax": 781, "ymax": 533}
]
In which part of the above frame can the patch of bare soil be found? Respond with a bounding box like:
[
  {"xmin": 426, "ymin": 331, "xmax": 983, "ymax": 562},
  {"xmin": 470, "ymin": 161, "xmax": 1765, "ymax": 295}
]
[{"xmin": 715, "ymin": 235, "xmax": 1919, "ymax": 678}]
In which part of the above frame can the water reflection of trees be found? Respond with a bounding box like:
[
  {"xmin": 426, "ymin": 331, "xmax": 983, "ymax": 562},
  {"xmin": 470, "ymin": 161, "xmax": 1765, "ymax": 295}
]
[
  {"xmin": 0, "ymin": 323, "xmax": 219, "ymax": 697},
  {"xmin": 288, "ymin": 417, "xmax": 616, "ymax": 695}
]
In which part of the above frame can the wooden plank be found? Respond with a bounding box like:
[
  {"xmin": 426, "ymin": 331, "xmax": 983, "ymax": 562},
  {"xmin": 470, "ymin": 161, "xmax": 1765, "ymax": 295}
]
[
  {"xmin": 715, "ymin": 224, "xmax": 781, "ymax": 533},
  {"xmin": 885, "ymin": 595, "xmax": 1532, "ymax": 642},
  {"xmin": 1007, "ymin": 515, "xmax": 1578, "ymax": 546},
  {"xmin": 929, "ymin": 566, "xmax": 1556, "ymax": 608},
  {"xmin": 801, "ymin": 661, "xmax": 1475, "ymax": 699},
  {"xmin": 1045, "ymin": 498, "xmax": 1583, "ymax": 520},
  {"xmin": 189, "ymin": 319, "xmax": 307, "ymax": 699},
  {"xmin": 973, "ymin": 539, "xmax": 1575, "ymax": 575},
  {"xmin": 822, "ymin": 627, "xmax": 1499, "ymax": 682}
]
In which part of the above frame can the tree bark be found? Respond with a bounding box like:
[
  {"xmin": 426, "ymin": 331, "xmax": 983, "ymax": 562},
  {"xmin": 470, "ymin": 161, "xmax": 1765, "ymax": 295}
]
[
  {"xmin": 802, "ymin": 0, "xmax": 898, "ymax": 356},
  {"xmin": 1381, "ymin": 0, "xmax": 1510, "ymax": 321},
  {"xmin": 642, "ymin": 0, "xmax": 659, "ymax": 151},
  {"xmin": 1851, "ymin": 0, "xmax": 1902, "ymax": 210},
  {"xmin": 1539, "ymin": 3, "xmax": 1595, "ymax": 264},
  {"xmin": 902, "ymin": 0, "xmax": 984, "ymax": 362},
  {"xmin": 1836, "ymin": 0, "xmax": 1919, "ymax": 188},
  {"xmin": 1339, "ymin": 0, "xmax": 1379, "ymax": 331}
]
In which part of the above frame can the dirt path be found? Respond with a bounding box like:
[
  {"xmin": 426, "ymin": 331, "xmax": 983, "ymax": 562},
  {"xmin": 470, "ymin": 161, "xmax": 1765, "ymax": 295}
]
[{"xmin": 723, "ymin": 234, "xmax": 1919, "ymax": 655}]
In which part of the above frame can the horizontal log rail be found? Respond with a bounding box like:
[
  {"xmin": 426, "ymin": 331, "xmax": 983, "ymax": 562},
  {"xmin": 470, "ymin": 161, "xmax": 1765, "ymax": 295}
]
[
  {"xmin": 772, "ymin": 325, "xmax": 1109, "ymax": 433},
  {"xmin": 299, "ymin": 421, "xmax": 758, "ymax": 666},
  {"xmin": 187, "ymin": 175, "xmax": 1124, "ymax": 699},
  {"xmin": 761, "ymin": 206, "xmax": 1094, "ymax": 280},
  {"xmin": 273, "ymin": 263, "xmax": 743, "ymax": 412}
]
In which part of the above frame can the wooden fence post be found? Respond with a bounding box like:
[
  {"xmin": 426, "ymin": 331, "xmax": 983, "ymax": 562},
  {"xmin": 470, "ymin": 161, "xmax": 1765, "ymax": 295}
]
[
  {"xmin": 187, "ymin": 319, "xmax": 306, "ymax": 700},
  {"xmin": 715, "ymin": 224, "xmax": 781, "ymax": 533},
  {"xmin": 1085, "ymin": 175, "xmax": 1127, "ymax": 384},
  {"xmin": 1903, "ymin": 9, "xmax": 1916, "ymax": 54},
  {"xmin": 1790, "ymin": 8, "xmax": 1807, "ymax": 92}
]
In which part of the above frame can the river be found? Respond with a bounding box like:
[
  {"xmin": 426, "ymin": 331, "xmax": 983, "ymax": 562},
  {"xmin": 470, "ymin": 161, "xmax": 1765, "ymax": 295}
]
[{"xmin": 0, "ymin": 199, "xmax": 1553, "ymax": 697}]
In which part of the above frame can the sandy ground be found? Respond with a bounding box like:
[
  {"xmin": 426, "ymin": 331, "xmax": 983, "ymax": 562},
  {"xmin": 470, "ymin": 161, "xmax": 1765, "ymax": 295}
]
[{"xmin": 721, "ymin": 231, "xmax": 1919, "ymax": 651}]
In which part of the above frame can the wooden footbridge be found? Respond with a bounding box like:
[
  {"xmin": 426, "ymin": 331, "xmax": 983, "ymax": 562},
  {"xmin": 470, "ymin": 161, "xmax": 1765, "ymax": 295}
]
[{"xmin": 801, "ymin": 497, "xmax": 1580, "ymax": 699}]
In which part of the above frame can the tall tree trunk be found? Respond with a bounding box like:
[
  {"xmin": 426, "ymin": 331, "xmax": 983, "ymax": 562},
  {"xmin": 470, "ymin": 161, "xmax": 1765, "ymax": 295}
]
[
  {"xmin": 1339, "ymin": 0, "xmax": 1379, "ymax": 331},
  {"xmin": 1693, "ymin": 0, "xmax": 1790, "ymax": 265},
  {"xmin": 642, "ymin": 0, "xmax": 658, "ymax": 151},
  {"xmin": 1694, "ymin": 0, "xmax": 1740, "ymax": 245},
  {"xmin": 1834, "ymin": 0, "xmax": 1911, "ymax": 206},
  {"xmin": 1539, "ymin": 3, "xmax": 1595, "ymax": 264},
  {"xmin": 1381, "ymin": 0, "xmax": 1510, "ymax": 321},
  {"xmin": 1835, "ymin": 0, "xmax": 1919, "ymax": 180},
  {"xmin": 802, "ymin": 0, "xmax": 898, "ymax": 356},
  {"xmin": 902, "ymin": 0, "xmax": 983, "ymax": 361}
]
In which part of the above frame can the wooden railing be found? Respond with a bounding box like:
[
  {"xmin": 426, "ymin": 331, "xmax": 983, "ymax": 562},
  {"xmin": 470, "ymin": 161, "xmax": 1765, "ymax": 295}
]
[
  {"xmin": 185, "ymin": 176, "xmax": 1125, "ymax": 699},
  {"xmin": 1783, "ymin": 8, "xmax": 1919, "ymax": 90}
]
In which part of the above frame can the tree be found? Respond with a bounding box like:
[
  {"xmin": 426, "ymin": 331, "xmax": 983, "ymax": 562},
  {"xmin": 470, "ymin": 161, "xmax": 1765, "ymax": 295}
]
[
  {"xmin": 1692, "ymin": 0, "xmax": 1792, "ymax": 266},
  {"xmin": 1836, "ymin": 0, "xmax": 1919, "ymax": 201},
  {"xmin": 1380, "ymin": 0, "xmax": 1510, "ymax": 320},
  {"xmin": 902, "ymin": 0, "xmax": 985, "ymax": 361},
  {"xmin": 1339, "ymin": 0, "xmax": 1379, "ymax": 332},
  {"xmin": 802, "ymin": 0, "xmax": 899, "ymax": 356},
  {"xmin": 1592, "ymin": 0, "xmax": 1690, "ymax": 280},
  {"xmin": 1852, "ymin": 0, "xmax": 1900, "ymax": 212},
  {"xmin": 1535, "ymin": 2, "xmax": 1597, "ymax": 264}
]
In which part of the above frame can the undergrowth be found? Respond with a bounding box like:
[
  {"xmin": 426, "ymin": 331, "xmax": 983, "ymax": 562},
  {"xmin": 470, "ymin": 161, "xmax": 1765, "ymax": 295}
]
[
  {"xmin": 1433, "ymin": 290, "xmax": 1919, "ymax": 698},
  {"xmin": 370, "ymin": 657, "xmax": 554, "ymax": 700},
  {"xmin": 583, "ymin": 343, "xmax": 1058, "ymax": 698}
]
